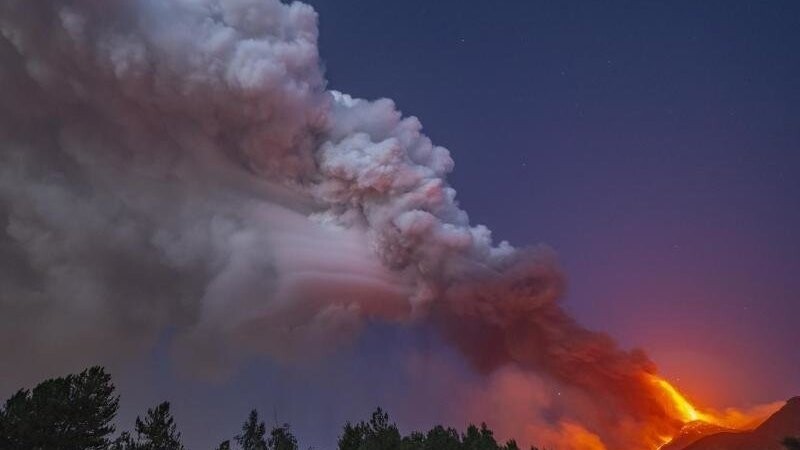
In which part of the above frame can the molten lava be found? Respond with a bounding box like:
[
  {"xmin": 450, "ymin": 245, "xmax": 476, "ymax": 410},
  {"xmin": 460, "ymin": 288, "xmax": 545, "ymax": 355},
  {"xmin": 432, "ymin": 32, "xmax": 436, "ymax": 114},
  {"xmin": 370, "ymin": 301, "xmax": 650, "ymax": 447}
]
[
  {"xmin": 651, "ymin": 376, "xmax": 717, "ymax": 424},
  {"xmin": 649, "ymin": 375, "xmax": 783, "ymax": 450}
]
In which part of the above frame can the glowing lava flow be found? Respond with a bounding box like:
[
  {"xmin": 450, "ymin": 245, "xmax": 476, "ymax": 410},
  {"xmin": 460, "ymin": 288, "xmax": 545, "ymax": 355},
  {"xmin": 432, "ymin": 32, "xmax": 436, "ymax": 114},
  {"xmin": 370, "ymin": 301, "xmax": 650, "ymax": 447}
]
[
  {"xmin": 651, "ymin": 376, "xmax": 719, "ymax": 425},
  {"xmin": 648, "ymin": 375, "xmax": 783, "ymax": 450},
  {"xmin": 649, "ymin": 375, "xmax": 720, "ymax": 449}
]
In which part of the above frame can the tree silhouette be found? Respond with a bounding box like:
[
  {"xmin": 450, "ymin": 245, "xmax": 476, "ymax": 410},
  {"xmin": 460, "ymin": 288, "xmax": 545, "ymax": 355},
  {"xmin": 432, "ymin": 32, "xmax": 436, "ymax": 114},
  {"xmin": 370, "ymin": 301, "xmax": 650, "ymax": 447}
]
[
  {"xmin": 427, "ymin": 425, "xmax": 462, "ymax": 450},
  {"xmin": 132, "ymin": 401, "xmax": 185, "ymax": 450},
  {"xmin": 269, "ymin": 423, "xmax": 299, "ymax": 450},
  {"xmin": 401, "ymin": 431, "xmax": 426, "ymax": 450},
  {"xmin": 401, "ymin": 425, "xmax": 461, "ymax": 450},
  {"xmin": 364, "ymin": 408, "xmax": 403, "ymax": 450},
  {"xmin": 338, "ymin": 420, "xmax": 366, "ymax": 450},
  {"xmin": 1, "ymin": 367, "xmax": 546, "ymax": 450},
  {"xmin": 0, "ymin": 366, "xmax": 118, "ymax": 450},
  {"xmin": 110, "ymin": 431, "xmax": 135, "ymax": 450},
  {"xmin": 338, "ymin": 407, "xmax": 402, "ymax": 450},
  {"xmin": 236, "ymin": 409, "xmax": 268, "ymax": 450},
  {"xmin": 462, "ymin": 423, "xmax": 500, "ymax": 450},
  {"xmin": 340, "ymin": 411, "xmax": 535, "ymax": 450}
]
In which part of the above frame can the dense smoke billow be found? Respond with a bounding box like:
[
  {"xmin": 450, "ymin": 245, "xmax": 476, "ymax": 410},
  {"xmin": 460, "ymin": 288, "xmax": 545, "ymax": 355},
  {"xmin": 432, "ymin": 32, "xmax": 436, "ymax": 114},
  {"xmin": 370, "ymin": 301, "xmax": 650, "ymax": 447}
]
[{"xmin": 0, "ymin": 1, "xmax": 684, "ymax": 448}]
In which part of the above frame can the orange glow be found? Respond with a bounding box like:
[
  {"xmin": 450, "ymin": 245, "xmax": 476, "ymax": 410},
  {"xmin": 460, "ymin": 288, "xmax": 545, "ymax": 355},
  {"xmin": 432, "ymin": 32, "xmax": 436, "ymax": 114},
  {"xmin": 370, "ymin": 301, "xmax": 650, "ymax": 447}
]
[
  {"xmin": 648, "ymin": 375, "xmax": 783, "ymax": 449},
  {"xmin": 650, "ymin": 375, "xmax": 718, "ymax": 424},
  {"xmin": 560, "ymin": 422, "xmax": 608, "ymax": 450},
  {"xmin": 655, "ymin": 435, "xmax": 673, "ymax": 449}
]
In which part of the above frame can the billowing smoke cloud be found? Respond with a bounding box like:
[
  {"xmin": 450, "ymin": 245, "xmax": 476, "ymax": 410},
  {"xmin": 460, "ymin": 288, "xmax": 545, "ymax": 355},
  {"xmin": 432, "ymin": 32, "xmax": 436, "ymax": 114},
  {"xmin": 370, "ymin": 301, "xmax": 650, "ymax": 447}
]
[{"xmin": 0, "ymin": 1, "xmax": 703, "ymax": 448}]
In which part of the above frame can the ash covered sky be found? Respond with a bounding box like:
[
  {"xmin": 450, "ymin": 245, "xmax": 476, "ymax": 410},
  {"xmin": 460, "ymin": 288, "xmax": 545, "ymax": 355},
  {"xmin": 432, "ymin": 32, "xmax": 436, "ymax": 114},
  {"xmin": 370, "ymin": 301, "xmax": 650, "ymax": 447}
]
[{"xmin": 1, "ymin": 1, "xmax": 798, "ymax": 449}]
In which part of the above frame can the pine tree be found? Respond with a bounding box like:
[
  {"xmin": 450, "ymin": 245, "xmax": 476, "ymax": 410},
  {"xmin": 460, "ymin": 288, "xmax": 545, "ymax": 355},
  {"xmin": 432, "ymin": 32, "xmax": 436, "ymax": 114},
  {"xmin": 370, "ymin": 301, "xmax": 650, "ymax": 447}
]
[
  {"xmin": 423, "ymin": 425, "xmax": 462, "ymax": 450},
  {"xmin": 269, "ymin": 423, "xmax": 299, "ymax": 450},
  {"xmin": 337, "ymin": 408, "xmax": 402, "ymax": 450},
  {"xmin": 0, "ymin": 366, "xmax": 118, "ymax": 450},
  {"xmin": 110, "ymin": 431, "xmax": 135, "ymax": 450},
  {"xmin": 133, "ymin": 401, "xmax": 184, "ymax": 450},
  {"xmin": 462, "ymin": 423, "xmax": 500, "ymax": 450},
  {"xmin": 236, "ymin": 409, "xmax": 268, "ymax": 450},
  {"xmin": 338, "ymin": 421, "xmax": 366, "ymax": 450},
  {"xmin": 400, "ymin": 431, "xmax": 426, "ymax": 450}
]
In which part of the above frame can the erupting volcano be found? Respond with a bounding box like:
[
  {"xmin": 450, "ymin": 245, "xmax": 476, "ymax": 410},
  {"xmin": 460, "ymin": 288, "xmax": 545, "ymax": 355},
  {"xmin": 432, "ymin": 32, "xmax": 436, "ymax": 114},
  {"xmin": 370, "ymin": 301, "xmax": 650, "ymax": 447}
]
[
  {"xmin": 0, "ymin": 0, "xmax": 796, "ymax": 448},
  {"xmin": 650, "ymin": 377, "xmax": 785, "ymax": 450}
]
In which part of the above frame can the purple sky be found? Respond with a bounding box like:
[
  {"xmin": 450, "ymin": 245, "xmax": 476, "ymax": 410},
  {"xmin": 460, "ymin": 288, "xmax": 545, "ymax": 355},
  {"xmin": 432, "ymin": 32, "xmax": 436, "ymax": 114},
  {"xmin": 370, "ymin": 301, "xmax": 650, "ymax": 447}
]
[
  {"xmin": 118, "ymin": 2, "xmax": 800, "ymax": 447},
  {"xmin": 19, "ymin": 1, "xmax": 795, "ymax": 447},
  {"xmin": 305, "ymin": 0, "xmax": 800, "ymax": 408}
]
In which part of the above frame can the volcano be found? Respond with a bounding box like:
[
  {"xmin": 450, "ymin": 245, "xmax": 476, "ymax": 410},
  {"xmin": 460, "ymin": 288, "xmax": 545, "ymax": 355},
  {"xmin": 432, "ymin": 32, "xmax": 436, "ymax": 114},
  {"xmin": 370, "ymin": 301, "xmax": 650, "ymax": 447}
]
[{"xmin": 662, "ymin": 397, "xmax": 800, "ymax": 450}]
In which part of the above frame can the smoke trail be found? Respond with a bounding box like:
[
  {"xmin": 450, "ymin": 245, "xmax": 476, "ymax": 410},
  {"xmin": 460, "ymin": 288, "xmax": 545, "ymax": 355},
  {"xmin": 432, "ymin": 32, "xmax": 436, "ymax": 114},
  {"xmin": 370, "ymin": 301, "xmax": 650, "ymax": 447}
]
[{"xmin": 0, "ymin": 1, "xmax": 692, "ymax": 447}]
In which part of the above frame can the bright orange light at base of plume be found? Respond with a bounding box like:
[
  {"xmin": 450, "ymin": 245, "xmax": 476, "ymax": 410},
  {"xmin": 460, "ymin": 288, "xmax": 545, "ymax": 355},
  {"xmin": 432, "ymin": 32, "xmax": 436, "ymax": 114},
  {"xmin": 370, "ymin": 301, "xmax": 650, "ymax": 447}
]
[
  {"xmin": 647, "ymin": 374, "xmax": 783, "ymax": 450},
  {"xmin": 650, "ymin": 375, "xmax": 719, "ymax": 425}
]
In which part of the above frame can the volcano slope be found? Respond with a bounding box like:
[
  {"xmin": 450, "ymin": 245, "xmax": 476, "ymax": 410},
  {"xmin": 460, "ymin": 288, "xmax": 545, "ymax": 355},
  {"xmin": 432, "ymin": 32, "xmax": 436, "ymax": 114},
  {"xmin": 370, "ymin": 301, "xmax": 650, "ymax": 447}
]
[{"xmin": 664, "ymin": 397, "xmax": 800, "ymax": 450}]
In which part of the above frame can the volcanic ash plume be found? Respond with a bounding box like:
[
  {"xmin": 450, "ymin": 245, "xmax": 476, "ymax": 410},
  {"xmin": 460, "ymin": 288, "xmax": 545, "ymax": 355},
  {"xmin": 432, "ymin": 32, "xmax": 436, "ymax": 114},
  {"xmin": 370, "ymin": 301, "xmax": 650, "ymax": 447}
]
[{"xmin": 0, "ymin": 1, "xmax": 774, "ymax": 448}]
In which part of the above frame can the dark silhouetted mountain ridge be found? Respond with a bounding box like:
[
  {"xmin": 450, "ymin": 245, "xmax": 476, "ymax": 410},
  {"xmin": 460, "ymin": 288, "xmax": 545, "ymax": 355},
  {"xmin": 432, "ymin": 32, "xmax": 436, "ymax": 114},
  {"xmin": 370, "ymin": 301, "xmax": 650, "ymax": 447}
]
[{"xmin": 665, "ymin": 397, "xmax": 800, "ymax": 450}]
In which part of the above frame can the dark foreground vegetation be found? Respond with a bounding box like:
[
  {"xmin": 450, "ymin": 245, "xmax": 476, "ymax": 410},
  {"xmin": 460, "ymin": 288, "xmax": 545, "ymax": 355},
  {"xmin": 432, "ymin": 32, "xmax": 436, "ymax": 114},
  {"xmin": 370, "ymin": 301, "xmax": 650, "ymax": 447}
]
[
  {"xmin": 0, "ymin": 367, "xmax": 537, "ymax": 450},
  {"xmin": 1, "ymin": 367, "xmax": 798, "ymax": 450}
]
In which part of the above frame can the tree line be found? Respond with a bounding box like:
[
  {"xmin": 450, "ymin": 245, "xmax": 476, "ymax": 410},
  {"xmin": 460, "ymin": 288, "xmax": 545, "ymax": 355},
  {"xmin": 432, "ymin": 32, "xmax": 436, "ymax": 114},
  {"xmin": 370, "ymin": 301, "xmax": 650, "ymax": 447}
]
[
  {"xmin": 0, "ymin": 367, "xmax": 538, "ymax": 450},
  {"xmin": 2, "ymin": 367, "xmax": 798, "ymax": 450}
]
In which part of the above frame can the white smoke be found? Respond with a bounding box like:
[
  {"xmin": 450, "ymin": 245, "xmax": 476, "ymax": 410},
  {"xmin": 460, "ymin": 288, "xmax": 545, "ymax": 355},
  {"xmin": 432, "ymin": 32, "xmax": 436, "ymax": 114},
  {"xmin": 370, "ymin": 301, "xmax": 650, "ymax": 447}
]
[
  {"xmin": 0, "ymin": 1, "xmax": 691, "ymax": 448},
  {"xmin": 0, "ymin": 0, "xmax": 515, "ymax": 378}
]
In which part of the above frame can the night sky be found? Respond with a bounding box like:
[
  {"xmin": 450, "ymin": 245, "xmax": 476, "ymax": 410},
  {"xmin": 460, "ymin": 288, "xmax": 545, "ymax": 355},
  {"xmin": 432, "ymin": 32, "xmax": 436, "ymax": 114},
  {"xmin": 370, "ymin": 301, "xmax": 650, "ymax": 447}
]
[
  {"xmin": 136, "ymin": 2, "xmax": 800, "ymax": 447},
  {"xmin": 307, "ymin": 0, "xmax": 800, "ymax": 407},
  {"xmin": 3, "ymin": 1, "xmax": 798, "ymax": 448}
]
